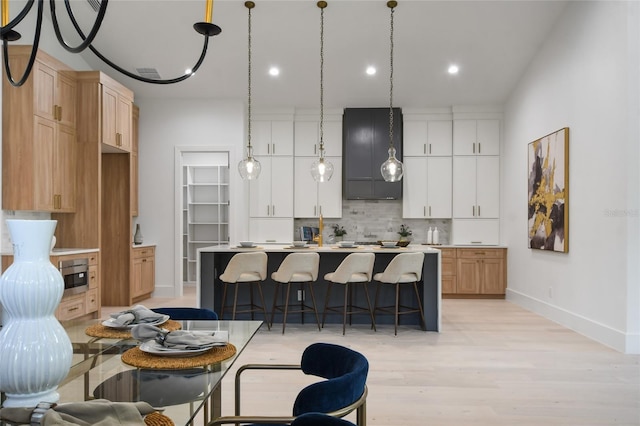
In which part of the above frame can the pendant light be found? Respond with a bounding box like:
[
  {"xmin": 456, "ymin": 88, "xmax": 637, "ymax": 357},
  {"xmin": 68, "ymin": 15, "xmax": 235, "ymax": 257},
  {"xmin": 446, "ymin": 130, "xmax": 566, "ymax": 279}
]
[
  {"xmin": 238, "ymin": 1, "xmax": 261, "ymax": 180},
  {"xmin": 310, "ymin": 1, "xmax": 334, "ymax": 183},
  {"xmin": 380, "ymin": 0, "xmax": 404, "ymax": 182}
]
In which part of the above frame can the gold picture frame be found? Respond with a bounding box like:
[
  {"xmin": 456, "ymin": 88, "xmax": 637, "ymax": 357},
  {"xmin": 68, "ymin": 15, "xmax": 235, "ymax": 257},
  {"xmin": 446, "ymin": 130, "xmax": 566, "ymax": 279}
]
[{"xmin": 527, "ymin": 127, "xmax": 569, "ymax": 252}]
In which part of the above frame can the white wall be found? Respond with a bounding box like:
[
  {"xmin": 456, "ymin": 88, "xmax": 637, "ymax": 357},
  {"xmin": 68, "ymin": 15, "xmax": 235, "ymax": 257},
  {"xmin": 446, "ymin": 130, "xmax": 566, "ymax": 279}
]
[
  {"xmin": 503, "ymin": 1, "xmax": 640, "ymax": 353},
  {"xmin": 135, "ymin": 98, "xmax": 246, "ymax": 298}
]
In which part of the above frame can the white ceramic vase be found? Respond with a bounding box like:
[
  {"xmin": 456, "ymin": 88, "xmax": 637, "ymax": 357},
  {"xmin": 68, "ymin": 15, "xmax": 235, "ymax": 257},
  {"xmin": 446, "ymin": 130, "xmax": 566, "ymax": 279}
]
[{"xmin": 0, "ymin": 219, "xmax": 72, "ymax": 407}]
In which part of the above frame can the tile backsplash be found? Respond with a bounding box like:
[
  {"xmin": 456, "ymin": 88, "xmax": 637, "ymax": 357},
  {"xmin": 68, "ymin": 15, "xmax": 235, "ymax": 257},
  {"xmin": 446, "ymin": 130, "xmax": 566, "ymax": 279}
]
[{"xmin": 294, "ymin": 199, "xmax": 450, "ymax": 244}]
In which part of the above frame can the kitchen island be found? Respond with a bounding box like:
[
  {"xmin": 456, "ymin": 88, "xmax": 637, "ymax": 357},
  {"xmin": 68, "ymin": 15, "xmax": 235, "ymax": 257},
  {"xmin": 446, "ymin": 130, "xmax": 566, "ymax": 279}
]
[{"xmin": 197, "ymin": 244, "xmax": 441, "ymax": 332}]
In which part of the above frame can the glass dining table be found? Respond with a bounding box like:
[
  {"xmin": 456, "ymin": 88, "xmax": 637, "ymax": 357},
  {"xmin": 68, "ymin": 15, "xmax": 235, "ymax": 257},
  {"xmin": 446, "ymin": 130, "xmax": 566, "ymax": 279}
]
[{"xmin": 56, "ymin": 319, "xmax": 263, "ymax": 426}]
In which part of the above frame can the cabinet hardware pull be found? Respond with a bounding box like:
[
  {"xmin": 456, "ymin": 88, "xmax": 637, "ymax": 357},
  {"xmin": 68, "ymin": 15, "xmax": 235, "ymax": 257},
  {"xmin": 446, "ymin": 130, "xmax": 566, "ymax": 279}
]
[
  {"xmin": 429, "ymin": 143, "xmax": 432, "ymax": 155},
  {"xmin": 272, "ymin": 205, "xmax": 275, "ymax": 215},
  {"xmin": 429, "ymin": 206, "xmax": 431, "ymax": 216},
  {"xmin": 267, "ymin": 144, "xmax": 270, "ymax": 154},
  {"xmin": 478, "ymin": 205, "xmax": 481, "ymax": 216},
  {"xmin": 423, "ymin": 206, "xmax": 426, "ymax": 216},
  {"xmin": 69, "ymin": 307, "xmax": 79, "ymax": 312},
  {"xmin": 58, "ymin": 105, "xmax": 62, "ymax": 121},
  {"xmin": 142, "ymin": 259, "xmax": 147, "ymax": 262},
  {"xmin": 423, "ymin": 143, "xmax": 426, "ymax": 155},
  {"xmin": 314, "ymin": 144, "xmax": 317, "ymax": 155},
  {"xmin": 475, "ymin": 252, "xmax": 486, "ymax": 255},
  {"xmin": 472, "ymin": 205, "xmax": 475, "ymax": 216},
  {"xmin": 314, "ymin": 206, "xmax": 316, "ymax": 216},
  {"xmin": 267, "ymin": 205, "xmax": 270, "ymax": 216},
  {"xmin": 319, "ymin": 205, "xmax": 322, "ymax": 215},
  {"xmin": 470, "ymin": 241, "xmax": 482, "ymax": 244},
  {"xmin": 473, "ymin": 142, "xmax": 476, "ymax": 154},
  {"xmin": 478, "ymin": 143, "xmax": 481, "ymax": 154}
]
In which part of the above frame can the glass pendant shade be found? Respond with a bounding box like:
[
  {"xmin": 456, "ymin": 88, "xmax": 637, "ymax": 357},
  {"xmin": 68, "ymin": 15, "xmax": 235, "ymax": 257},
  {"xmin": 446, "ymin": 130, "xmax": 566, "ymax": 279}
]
[
  {"xmin": 381, "ymin": 146, "xmax": 404, "ymax": 182},
  {"xmin": 238, "ymin": 146, "xmax": 261, "ymax": 180},
  {"xmin": 311, "ymin": 156, "xmax": 334, "ymax": 182}
]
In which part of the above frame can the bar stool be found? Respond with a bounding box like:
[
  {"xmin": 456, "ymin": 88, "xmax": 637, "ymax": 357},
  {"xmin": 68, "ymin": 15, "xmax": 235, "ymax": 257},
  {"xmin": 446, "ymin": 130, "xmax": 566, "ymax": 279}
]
[
  {"xmin": 219, "ymin": 251, "xmax": 270, "ymax": 329},
  {"xmin": 321, "ymin": 252, "xmax": 376, "ymax": 335},
  {"xmin": 270, "ymin": 252, "xmax": 321, "ymax": 334},
  {"xmin": 373, "ymin": 251, "xmax": 426, "ymax": 335}
]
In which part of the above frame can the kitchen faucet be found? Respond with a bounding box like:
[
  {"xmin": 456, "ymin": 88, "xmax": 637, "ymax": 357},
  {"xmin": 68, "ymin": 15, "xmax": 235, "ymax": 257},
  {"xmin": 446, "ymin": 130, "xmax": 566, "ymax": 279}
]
[{"xmin": 312, "ymin": 214, "xmax": 324, "ymax": 247}]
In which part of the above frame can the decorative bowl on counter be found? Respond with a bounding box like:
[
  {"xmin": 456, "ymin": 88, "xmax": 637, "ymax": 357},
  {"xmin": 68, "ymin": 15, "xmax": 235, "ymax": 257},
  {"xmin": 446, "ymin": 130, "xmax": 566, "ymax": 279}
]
[
  {"xmin": 396, "ymin": 240, "xmax": 410, "ymax": 247},
  {"xmin": 239, "ymin": 241, "xmax": 254, "ymax": 247},
  {"xmin": 380, "ymin": 241, "xmax": 398, "ymax": 247},
  {"xmin": 292, "ymin": 241, "xmax": 307, "ymax": 247},
  {"xmin": 338, "ymin": 241, "xmax": 356, "ymax": 248}
]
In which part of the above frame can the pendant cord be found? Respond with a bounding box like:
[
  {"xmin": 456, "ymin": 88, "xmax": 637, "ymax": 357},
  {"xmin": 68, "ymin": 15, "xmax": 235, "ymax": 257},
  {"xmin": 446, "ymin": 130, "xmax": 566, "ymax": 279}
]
[
  {"xmin": 389, "ymin": 5, "xmax": 395, "ymax": 149},
  {"xmin": 247, "ymin": 4, "xmax": 252, "ymax": 152},
  {"xmin": 319, "ymin": 5, "xmax": 325, "ymax": 158}
]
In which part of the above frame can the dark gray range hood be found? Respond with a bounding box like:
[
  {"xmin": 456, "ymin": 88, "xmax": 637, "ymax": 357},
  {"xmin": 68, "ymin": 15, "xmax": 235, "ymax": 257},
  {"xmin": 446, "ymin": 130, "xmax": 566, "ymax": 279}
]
[{"xmin": 343, "ymin": 107, "xmax": 403, "ymax": 200}]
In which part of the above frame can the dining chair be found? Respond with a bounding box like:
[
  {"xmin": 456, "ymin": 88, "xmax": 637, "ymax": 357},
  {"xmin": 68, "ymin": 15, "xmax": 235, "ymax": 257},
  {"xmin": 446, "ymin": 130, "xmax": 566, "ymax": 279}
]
[
  {"xmin": 270, "ymin": 252, "xmax": 321, "ymax": 334},
  {"xmin": 207, "ymin": 342, "xmax": 369, "ymax": 426},
  {"xmin": 292, "ymin": 413, "xmax": 357, "ymax": 426},
  {"xmin": 218, "ymin": 251, "xmax": 271, "ymax": 329},
  {"xmin": 372, "ymin": 251, "xmax": 426, "ymax": 335},
  {"xmin": 321, "ymin": 253, "xmax": 376, "ymax": 335}
]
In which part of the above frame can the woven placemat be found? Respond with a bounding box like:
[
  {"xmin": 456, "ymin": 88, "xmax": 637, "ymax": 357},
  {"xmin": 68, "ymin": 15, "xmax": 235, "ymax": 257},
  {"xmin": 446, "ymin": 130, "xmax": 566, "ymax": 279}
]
[
  {"xmin": 144, "ymin": 411, "xmax": 175, "ymax": 426},
  {"xmin": 121, "ymin": 343, "xmax": 237, "ymax": 369},
  {"xmin": 85, "ymin": 320, "xmax": 182, "ymax": 339}
]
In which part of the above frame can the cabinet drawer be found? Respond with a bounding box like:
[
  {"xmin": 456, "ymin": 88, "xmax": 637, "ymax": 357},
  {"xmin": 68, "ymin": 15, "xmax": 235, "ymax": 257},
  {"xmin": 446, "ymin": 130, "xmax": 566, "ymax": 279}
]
[
  {"xmin": 132, "ymin": 246, "xmax": 155, "ymax": 259},
  {"xmin": 88, "ymin": 265, "xmax": 98, "ymax": 289},
  {"xmin": 86, "ymin": 288, "xmax": 99, "ymax": 312},
  {"xmin": 439, "ymin": 248, "xmax": 456, "ymax": 260},
  {"xmin": 456, "ymin": 248, "xmax": 504, "ymax": 259},
  {"xmin": 57, "ymin": 295, "xmax": 85, "ymax": 321},
  {"xmin": 88, "ymin": 253, "xmax": 99, "ymax": 265}
]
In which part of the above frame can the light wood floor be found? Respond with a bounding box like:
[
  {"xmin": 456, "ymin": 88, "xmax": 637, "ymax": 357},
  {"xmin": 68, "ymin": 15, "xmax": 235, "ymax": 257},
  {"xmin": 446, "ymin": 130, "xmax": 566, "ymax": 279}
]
[{"xmin": 102, "ymin": 287, "xmax": 640, "ymax": 426}]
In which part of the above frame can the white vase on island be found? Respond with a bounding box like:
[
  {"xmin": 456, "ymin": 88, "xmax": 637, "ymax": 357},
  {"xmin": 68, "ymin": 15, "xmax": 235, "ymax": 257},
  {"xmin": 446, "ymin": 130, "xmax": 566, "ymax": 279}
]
[{"xmin": 0, "ymin": 219, "xmax": 72, "ymax": 407}]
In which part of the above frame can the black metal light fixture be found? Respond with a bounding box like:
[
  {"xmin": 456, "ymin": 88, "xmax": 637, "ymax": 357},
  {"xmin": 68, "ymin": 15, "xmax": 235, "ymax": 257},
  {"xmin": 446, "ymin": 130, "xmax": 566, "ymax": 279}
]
[
  {"xmin": 238, "ymin": 1, "xmax": 261, "ymax": 180},
  {"xmin": 0, "ymin": 0, "xmax": 221, "ymax": 87},
  {"xmin": 380, "ymin": 0, "xmax": 404, "ymax": 182},
  {"xmin": 310, "ymin": 0, "xmax": 334, "ymax": 183}
]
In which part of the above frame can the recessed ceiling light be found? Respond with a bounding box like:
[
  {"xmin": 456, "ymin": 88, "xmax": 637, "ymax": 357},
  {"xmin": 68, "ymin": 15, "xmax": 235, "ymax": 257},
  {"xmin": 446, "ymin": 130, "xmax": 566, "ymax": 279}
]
[
  {"xmin": 366, "ymin": 66, "xmax": 376, "ymax": 76},
  {"xmin": 448, "ymin": 64, "xmax": 459, "ymax": 75},
  {"xmin": 269, "ymin": 67, "xmax": 280, "ymax": 76}
]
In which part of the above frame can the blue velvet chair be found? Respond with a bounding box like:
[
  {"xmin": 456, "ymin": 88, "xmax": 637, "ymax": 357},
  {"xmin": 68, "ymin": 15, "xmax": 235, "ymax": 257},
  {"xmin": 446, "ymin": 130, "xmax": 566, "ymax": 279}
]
[
  {"xmin": 207, "ymin": 343, "xmax": 369, "ymax": 426},
  {"xmin": 292, "ymin": 413, "xmax": 356, "ymax": 426},
  {"xmin": 151, "ymin": 307, "xmax": 218, "ymax": 320}
]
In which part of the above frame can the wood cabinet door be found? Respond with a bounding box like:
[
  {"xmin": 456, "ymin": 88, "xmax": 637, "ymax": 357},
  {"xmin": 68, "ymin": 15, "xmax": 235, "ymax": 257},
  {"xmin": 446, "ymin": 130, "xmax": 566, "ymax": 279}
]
[
  {"xmin": 33, "ymin": 116, "xmax": 56, "ymax": 211},
  {"xmin": 456, "ymin": 258, "xmax": 480, "ymax": 294},
  {"xmin": 33, "ymin": 61, "xmax": 57, "ymax": 121},
  {"xmin": 480, "ymin": 258, "xmax": 505, "ymax": 294},
  {"xmin": 117, "ymin": 95, "xmax": 132, "ymax": 151},
  {"xmin": 101, "ymin": 85, "xmax": 118, "ymax": 148},
  {"xmin": 141, "ymin": 256, "xmax": 155, "ymax": 295},
  {"xmin": 132, "ymin": 257, "xmax": 144, "ymax": 298},
  {"xmin": 56, "ymin": 124, "xmax": 77, "ymax": 212},
  {"xmin": 56, "ymin": 71, "xmax": 77, "ymax": 128}
]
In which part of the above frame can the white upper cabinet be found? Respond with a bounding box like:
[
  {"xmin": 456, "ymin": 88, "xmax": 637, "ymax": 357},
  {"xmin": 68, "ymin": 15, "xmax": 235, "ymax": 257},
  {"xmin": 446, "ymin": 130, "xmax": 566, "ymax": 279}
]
[
  {"xmin": 402, "ymin": 157, "xmax": 452, "ymax": 219},
  {"xmin": 294, "ymin": 157, "xmax": 342, "ymax": 218},
  {"xmin": 404, "ymin": 120, "xmax": 452, "ymax": 156},
  {"xmin": 251, "ymin": 120, "xmax": 294, "ymax": 156},
  {"xmin": 452, "ymin": 156, "xmax": 499, "ymax": 219},
  {"xmin": 294, "ymin": 119, "xmax": 342, "ymax": 157},
  {"xmin": 249, "ymin": 156, "xmax": 293, "ymax": 218},
  {"xmin": 453, "ymin": 119, "xmax": 500, "ymax": 156}
]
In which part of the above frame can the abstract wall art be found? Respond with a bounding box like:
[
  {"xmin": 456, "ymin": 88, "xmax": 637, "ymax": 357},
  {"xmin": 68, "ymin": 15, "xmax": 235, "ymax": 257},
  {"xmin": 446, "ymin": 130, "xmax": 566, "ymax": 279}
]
[{"xmin": 527, "ymin": 127, "xmax": 569, "ymax": 252}]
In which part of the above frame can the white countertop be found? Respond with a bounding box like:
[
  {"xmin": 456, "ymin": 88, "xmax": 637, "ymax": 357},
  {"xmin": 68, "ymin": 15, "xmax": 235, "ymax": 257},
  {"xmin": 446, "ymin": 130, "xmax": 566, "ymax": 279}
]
[{"xmin": 199, "ymin": 243, "xmax": 442, "ymax": 253}]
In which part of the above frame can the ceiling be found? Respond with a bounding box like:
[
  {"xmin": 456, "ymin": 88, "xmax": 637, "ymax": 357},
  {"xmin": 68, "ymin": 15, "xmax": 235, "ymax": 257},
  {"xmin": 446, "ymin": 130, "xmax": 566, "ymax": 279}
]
[{"xmin": 39, "ymin": 0, "xmax": 568, "ymax": 109}]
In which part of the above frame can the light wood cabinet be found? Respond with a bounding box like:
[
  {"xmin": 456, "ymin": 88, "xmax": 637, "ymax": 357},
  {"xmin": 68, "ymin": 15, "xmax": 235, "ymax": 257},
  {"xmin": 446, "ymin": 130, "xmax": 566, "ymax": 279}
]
[
  {"xmin": 1, "ymin": 251, "xmax": 100, "ymax": 321},
  {"xmin": 2, "ymin": 46, "xmax": 77, "ymax": 212},
  {"xmin": 131, "ymin": 104, "xmax": 139, "ymax": 216},
  {"xmin": 76, "ymin": 71, "xmax": 133, "ymax": 152},
  {"xmin": 131, "ymin": 246, "xmax": 155, "ymax": 302},
  {"xmin": 439, "ymin": 247, "xmax": 506, "ymax": 298},
  {"xmin": 455, "ymin": 248, "xmax": 506, "ymax": 296}
]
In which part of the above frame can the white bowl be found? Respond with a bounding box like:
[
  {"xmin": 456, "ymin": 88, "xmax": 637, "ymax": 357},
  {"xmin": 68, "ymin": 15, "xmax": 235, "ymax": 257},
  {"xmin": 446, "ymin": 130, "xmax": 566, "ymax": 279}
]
[
  {"xmin": 292, "ymin": 241, "xmax": 307, "ymax": 247},
  {"xmin": 239, "ymin": 241, "xmax": 254, "ymax": 247},
  {"xmin": 380, "ymin": 241, "xmax": 397, "ymax": 247},
  {"xmin": 339, "ymin": 241, "xmax": 355, "ymax": 247}
]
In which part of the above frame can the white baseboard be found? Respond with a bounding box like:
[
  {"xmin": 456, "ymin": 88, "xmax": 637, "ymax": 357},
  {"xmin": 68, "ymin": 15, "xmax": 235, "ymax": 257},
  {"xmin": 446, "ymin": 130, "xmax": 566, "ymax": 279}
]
[{"xmin": 506, "ymin": 289, "xmax": 639, "ymax": 354}]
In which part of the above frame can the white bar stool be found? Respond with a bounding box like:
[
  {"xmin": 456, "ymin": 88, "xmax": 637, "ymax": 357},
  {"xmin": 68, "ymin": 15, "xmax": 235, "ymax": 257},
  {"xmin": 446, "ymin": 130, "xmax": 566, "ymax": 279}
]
[
  {"xmin": 219, "ymin": 251, "xmax": 270, "ymax": 329},
  {"xmin": 321, "ymin": 252, "xmax": 376, "ymax": 335},
  {"xmin": 373, "ymin": 251, "xmax": 426, "ymax": 335},
  {"xmin": 270, "ymin": 252, "xmax": 321, "ymax": 334}
]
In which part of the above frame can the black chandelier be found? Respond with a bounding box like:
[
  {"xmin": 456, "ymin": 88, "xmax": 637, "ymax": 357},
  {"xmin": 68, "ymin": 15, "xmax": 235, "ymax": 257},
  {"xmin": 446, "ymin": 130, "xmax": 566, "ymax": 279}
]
[{"xmin": 0, "ymin": 0, "xmax": 221, "ymax": 87}]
